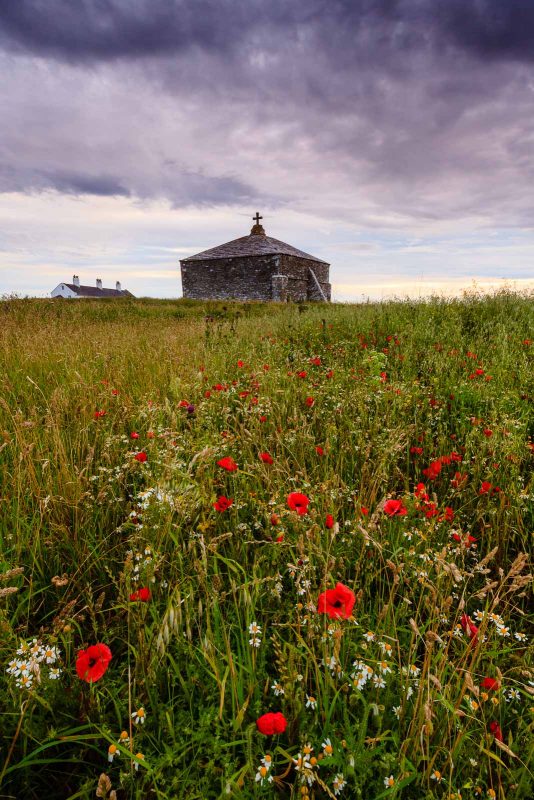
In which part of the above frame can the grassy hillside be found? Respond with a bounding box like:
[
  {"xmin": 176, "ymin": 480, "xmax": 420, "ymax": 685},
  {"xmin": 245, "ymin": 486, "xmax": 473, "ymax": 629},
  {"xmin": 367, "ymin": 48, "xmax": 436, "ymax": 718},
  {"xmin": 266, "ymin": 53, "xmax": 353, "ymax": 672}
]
[{"xmin": 0, "ymin": 293, "xmax": 532, "ymax": 799}]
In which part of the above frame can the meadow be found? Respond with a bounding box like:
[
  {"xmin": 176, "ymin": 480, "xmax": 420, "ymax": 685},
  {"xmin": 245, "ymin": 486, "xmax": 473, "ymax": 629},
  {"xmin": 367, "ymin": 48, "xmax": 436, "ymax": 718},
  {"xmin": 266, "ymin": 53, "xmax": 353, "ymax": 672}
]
[{"xmin": 0, "ymin": 292, "xmax": 532, "ymax": 800}]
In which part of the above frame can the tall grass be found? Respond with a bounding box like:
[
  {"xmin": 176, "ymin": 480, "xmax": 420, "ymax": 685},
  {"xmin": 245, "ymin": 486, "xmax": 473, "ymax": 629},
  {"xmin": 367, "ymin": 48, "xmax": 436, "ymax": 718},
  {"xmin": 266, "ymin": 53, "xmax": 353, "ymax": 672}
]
[{"xmin": 0, "ymin": 291, "xmax": 532, "ymax": 799}]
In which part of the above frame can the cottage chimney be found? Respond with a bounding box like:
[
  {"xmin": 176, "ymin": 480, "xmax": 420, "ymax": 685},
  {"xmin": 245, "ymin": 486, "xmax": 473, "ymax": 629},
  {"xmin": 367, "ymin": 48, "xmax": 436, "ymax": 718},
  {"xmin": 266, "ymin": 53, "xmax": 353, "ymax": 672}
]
[
  {"xmin": 96, "ymin": 278, "xmax": 102, "ymax": 290},
  {"xmin": 73, "ymin": 275, "xmax": 80, "ymax": 287},
  {"xmin": 116, "ymin": 281, "xmax": 121, "ymax": 291}
]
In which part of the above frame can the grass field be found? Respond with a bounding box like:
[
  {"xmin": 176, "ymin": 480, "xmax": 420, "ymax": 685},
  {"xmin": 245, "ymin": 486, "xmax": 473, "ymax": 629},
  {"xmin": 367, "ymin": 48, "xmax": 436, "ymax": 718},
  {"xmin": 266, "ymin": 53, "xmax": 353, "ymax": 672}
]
[{"xmin": 0, "ymin": 292, "xmax": 532, "ymax": 800}]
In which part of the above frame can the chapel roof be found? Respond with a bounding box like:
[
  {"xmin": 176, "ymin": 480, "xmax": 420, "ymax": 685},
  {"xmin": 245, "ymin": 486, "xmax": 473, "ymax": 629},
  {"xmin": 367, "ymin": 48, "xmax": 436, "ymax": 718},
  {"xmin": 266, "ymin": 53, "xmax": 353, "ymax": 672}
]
[{"xmin": 181, "ymin": 216, "xmax": 329, "ymax": 265}]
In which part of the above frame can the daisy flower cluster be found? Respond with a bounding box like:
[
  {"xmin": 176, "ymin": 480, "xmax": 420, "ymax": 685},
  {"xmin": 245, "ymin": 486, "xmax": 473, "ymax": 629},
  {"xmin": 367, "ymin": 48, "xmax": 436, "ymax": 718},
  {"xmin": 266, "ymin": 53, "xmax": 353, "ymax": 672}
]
[{"xmin": 5, "ymin": 639, "xmax": 61, "ymax": 690}]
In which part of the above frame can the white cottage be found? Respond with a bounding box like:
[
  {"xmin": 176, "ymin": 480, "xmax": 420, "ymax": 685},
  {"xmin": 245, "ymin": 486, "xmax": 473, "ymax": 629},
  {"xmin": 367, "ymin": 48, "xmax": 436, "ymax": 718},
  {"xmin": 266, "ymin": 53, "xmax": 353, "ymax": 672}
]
[{"xmin": 51, "ymin": 276, "xmax": 134, "ymax": 298}]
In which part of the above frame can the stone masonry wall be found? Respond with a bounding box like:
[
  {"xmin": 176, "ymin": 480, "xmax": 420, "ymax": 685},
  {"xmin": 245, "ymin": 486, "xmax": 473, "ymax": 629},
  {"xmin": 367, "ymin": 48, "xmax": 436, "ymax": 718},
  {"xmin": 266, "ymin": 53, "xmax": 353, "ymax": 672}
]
[
  {"xmin": 180, "ymin": 255, "xmax": 278, "ymax": 301},
  {"xmin": 278, "ymin": 255, "xmax": 331, "ymax": 301},
  {"xmin": 181, "ymin": 254, "xmax": 331, "ymax": 302}
]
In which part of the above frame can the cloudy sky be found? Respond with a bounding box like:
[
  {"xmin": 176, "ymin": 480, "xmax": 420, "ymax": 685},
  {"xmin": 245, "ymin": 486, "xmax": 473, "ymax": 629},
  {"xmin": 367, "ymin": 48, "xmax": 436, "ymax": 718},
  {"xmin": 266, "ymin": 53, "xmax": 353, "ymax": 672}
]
[{"xmin": 1, "ymin": 0, "xmax": 533, "ymax": 300}]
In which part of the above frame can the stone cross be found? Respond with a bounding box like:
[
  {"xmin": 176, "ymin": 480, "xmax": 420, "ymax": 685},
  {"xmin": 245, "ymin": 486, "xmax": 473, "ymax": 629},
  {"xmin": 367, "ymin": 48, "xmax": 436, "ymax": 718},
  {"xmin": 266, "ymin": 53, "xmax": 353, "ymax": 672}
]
[{"xmin": 253, "ymin": 212, "xmax": 263, "ymax": 225}]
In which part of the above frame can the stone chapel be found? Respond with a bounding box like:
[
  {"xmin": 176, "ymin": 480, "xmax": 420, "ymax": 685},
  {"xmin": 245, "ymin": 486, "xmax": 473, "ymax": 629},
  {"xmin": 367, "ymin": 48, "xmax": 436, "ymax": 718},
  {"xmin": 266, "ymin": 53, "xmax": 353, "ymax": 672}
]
[{"xmin": 180, "ymin": 214, "xmax": 331, "ymax": 302}]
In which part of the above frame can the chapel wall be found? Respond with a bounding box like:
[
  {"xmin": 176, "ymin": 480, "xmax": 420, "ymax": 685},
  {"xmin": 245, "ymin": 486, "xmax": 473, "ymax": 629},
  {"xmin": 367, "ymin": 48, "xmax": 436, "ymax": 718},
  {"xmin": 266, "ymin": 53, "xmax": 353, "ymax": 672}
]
[{"xmin": 180, "ymin": 255, "xmax": 277, "ymax": 300}]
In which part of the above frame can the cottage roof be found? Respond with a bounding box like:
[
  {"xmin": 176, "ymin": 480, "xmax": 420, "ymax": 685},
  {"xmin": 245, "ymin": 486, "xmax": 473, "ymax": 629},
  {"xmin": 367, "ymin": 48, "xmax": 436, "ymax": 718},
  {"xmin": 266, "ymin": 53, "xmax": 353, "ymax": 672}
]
[
  {"xmin": 182, "ymin": 231, "xmax": 329, "ymax": 265},
  {"xmin": 63, "ymin": 284, "xmax": 134, "ymax": 298}
]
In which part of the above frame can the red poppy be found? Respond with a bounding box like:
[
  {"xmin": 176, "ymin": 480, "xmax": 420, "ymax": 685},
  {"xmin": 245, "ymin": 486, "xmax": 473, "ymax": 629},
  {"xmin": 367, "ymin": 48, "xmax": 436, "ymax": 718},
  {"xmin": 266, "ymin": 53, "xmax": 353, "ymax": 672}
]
[
  {"xmin": 147, "ymin": 431, "xmax": 155, "ymax": 439},
  {"xmin": 130, "ymin": 432, "xmax": 140, "ymax": 439},
  {"xmin": 237, "ymin": 360, "xmax": 244, "ymax": 368},
  {"xmin": 423, "ymin": 459, "xmax": 442, "ymax": 480},
  {"xmin": 213, "ymin": 495, "xmax": 233, "ymax": 512},
  {"xmin": 94, "ymin": 410, "xmax": 106, "ymax": 419},
  {"xmin": 452, "ymin": 532, "xmax": 477, "ymax": 547},
  {"xmin": 317, "ymin": 582, "xmax": 356, "ymax": 619},
  {"xmin": 259, "ymin": 452, "xmax": 273, "ymax": 464},
  {"xmin": 297, "ymin": 371, "xmax": 307, "ymax": 379},
  {"xmin": 460, "ymin": 614, "xmax": 479, "ymax": 644},
  {"xmin": 76, "ymin": 643, "xmax": 112, "ymax": 683},
  {"xmin": 481, "ymin": 677, "xmax": 500, "ymax": 691},
  {"xmin": 217, "ymin": 456, "xmax": 238, "ymax": 472},
  {"xmin": 305, "ymin": 397, "xmax": 315, "ymax": 407},
  {"xmin": 309, "ymin": 357, "xmax": 321, "ymax": 366},
  {"xmin": 134, "ymin": 451, "xmax": 147, "ymax": 463},
  {"xmin": 256, "ymin": 712, "xmax": 287, "ymax": 736},
  {"xmin": 259, "ymin": 415, "xmax": 268, "ymax": 423},
  {"xmin": 410, "ymin": 446, "xmax": 423, "ymax": 456},
  {"xmin": 325, "ymin": 514, "xmax": 335, "ymax": 529},
  {"xmin": 130, "ymin": 587, "xmax": 151, "ymax": 602},
  {"xmin": 414, "ymin": 482, "xmax": 427, "ymax": 498},
  {"xmin": 383, "ymin": 499, "xmax": 407, "ymax": 517},
  {"xmin": 489, "ymin": 721, "xmax": 503, "ymax": 742},
  {"xmin": 287, "ymin": 492, "xmax": 310, "ymax": 515},
  {"xmin": 315, "ymin": 445, "xmax": 325, "ymax": 456},
  {"xmin": 479, "ymin": 481, "xmax": 493, "ymax": 495},
  {"xmin": 360, "ymin": 506, "xmax": 369, "ymax": 516}
]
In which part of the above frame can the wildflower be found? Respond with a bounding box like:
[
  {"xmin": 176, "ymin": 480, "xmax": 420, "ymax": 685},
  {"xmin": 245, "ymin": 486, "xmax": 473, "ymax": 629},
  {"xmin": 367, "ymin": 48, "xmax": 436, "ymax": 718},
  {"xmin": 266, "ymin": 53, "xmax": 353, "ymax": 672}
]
[
  {"xmin": 133, "ymin": 752, "xmax": 145, "ymax": 771},
  {"xmin": 322, "ymin": 738, "xmax": 334, "ymax": 756},
  {"xmin": 76, "ymin": 643, "xmax": 112, "ymax": 683},
  {"xmin": 132, "ymin": 707, "xmax": 146, "ymax": 725},
  {"xmin": 130, "ymin": 432, "xmax": 140, "ymax": 439},
  {"xmin": 384, "ymin": 775, "xmax": 396, "ymax": 789},
  {"xmin": 379, "ymin": 641, "xmax": 393, "ymax": 655},
  {"xmin": 372, "ymin": 674, "xmax": 386, "ymax": 688},
  {"xmin": 333, "ymin": 774, "xmax": 347, "ymax": 795},
  {"xmin": 134, "ymin": 451, "xmax": 147, "ymax": 463},
  {"xmin": 305, "ymin": 694, "xmax": 317, "ymax": 709},
  {"xmin": 40, "ymin": 646, "xmax": 59, "ymax": 664},
  {"xmin": 317, "ymin": 582, "xmax": 355, "ymax": 619},
  {"xmin": 255, "ymin": 764, "xmax": 273, "ymax": 785},
  {"xmin": 481, "ymin": 677, "xmax": 500, "ymax": 691},
  {"xmin": 213, "ymin": 495, "xmax": 233, "ymax": 512},
  {"xmin": 305, "ymin": 396, "xmax": 315, "ymax": 407},
  {"xmin": 460, "ymin": 614, "xmax": 479, "ymax": 644},
  {"xmin": 363, "ymin": 631, "xmax": 375, "ymax": 642},
  {"xmin": 49, "ymin": 667, "xmax": 61, "ymax": 679},
  {"xmin": 256, "ymin": 711, "xmax": 287, "ymax": 736},
  {"xmin": 118, "ymin": 731, "xmax": 129, "ymax": 745},
  {"xmin": 217, "ymin": 456, "xmax": 238, "ymax": 472},
  {"xmin": 515, "ymin": 631, "xmax": 527, "ymax": 642},
  {"xmin": 287, "ymin": 492, "xmax": 310, "ymax": 515},
  {"xmin": 383, "ymin": 499, "xmax": 407, "ymax": 517},
  {"xmin": 316, "ymin": 445, "xmax": 325, "ymax": 456},
  {"xmin": 271, "ymin": 682, "xmax": 284, "ymax": 696},
  {"xmin": 489, "ymin": 721, "xmax": 503, "ymax": 742},
  {"xmin": 259, "ymin": 452, "xmax": 273, "ymax": 464},
  {"xmin": 108, "ymin": 744, "xmax": 118, "ymax": 763},
  {"xmin": 431, "ymin": 770, "xmax": 442, "ymax": 782},
  {"xmin": 129, "ymin": 586, "xmax": 151, "ymax": 602},
  {"xmin": 325, "ymin": 513, "xmax": 335, "ymax": 529},
  {"xmin": 16, "ymin": 674, "xmax": 33, "ymax": 690},
  {"xmin": 293, "ymin": 753, "xmax": 318, "ymax": 786},
  {"xmin": 392, "ymin": 705, "xmax": 401, "ymax": 718},
  {"xmin": 506, "ymin": 689, "xmax": 521, "ymax": 702}
]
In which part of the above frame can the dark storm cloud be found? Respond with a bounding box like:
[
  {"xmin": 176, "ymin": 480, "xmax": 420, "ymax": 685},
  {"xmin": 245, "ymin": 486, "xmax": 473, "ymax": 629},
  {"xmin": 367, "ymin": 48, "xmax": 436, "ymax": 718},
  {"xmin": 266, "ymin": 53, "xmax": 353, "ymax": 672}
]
[
  {"xmin": 42, "ymin": 170, "xmax": 131, "ymax": 197},
  {"xmin": 0, "ymin": 0, "xmax": 533, "ymax": 225},
  {"xmin": 1, "ymin": 1, "xmax": 533, "ymax": 66},
  {"xmin": 440, "ymin": 1, "xmax": 534, "ymax": 62}
]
